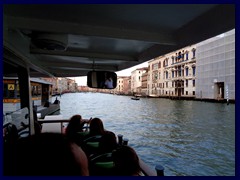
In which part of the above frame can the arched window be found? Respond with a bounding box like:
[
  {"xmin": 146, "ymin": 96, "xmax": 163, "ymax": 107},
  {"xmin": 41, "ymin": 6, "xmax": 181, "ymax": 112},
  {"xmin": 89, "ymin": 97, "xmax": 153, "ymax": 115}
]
[
  {"xmin": 192, "ymin": 66, "xmax": 196, "ymax": 76},
  {"xmin": 166, "ymin": 71, "xmax": 168, "ymax": 79},
  {"xmin": 185, "ymin": 51, "xmax": 189, "ymax": 60},
  {"xmin": 171, "ymin": 56, "xmax": 174, "ymax": 64},
  {"xmin": 192, "ymin": 48, "xmax": 196, "ymax": 59},
  {"xmin": 185, "ymin": 67, "xmax": 189, "ymax": 76}
]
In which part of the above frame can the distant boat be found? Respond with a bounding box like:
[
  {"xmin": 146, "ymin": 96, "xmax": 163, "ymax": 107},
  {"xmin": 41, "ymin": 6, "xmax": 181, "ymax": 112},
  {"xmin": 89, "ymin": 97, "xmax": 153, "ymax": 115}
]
[
  {"xmin": 148, "ymin": 94, "xmax": 159, "ymax": 98},
  {"xmin": 131, "ymin": 97, "xmax": 140, "ymax": 100}
]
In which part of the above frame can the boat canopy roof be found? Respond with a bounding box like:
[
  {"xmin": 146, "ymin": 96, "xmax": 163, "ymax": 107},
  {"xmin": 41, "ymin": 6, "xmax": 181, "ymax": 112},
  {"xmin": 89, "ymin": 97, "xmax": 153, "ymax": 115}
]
[
  {"xmin": 3, "ymin": 4, "xmax": 235, "ymax": 78},
  {"xmin": 4, "ymin": 77, "xmax": 52, "ymax": 85}
]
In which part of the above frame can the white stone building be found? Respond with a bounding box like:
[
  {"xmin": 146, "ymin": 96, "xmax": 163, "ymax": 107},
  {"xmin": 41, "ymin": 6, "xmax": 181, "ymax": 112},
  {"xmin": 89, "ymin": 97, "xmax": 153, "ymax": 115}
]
[
  {"xmin": 131, "ymin": 67, "xmax": 148, "ymax": 94},
  {"xmin": 147, "ymin": 45, "xmax": 197, "ymax": 98}
]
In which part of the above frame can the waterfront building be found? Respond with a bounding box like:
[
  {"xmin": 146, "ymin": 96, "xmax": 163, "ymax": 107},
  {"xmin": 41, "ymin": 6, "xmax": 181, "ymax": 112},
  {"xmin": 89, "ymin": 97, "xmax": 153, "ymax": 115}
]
[
  {"xmin": 147, "ymin": 58, "xmax": 164, "ymax": 97},
  {"xmin": 67, "ymin": 78, "xmax": 78, "ymax": 92},
  {"xmin": 115, "ymin": 76, "xmax": 131, "ymax": 95},
  {"xmin": 141, "ymin": 71, "xmax": 148, "ymax": 96},
  {"xmin": 131, "ymin": 67, "xmax": 148, "ymax": 94},
  {"xmin": 42, "ymin": 77, "xmax": 77, "ymax": 94},
  {"xmin": 41, "ymin": 77, "xmax": 58, "ymax": 94},
  {"xmin": 195, "ymin": 29, "xmax": 235, "ymax": 101},
  {"xmin": 147, "ymin": 44, "xmax": 196, "ymax": 98}
]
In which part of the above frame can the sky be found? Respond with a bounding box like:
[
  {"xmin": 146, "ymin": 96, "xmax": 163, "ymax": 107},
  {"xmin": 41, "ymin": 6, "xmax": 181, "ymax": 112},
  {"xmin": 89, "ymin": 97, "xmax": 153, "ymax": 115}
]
[{"xmin": 73, "ymin": 61, "xmax": 149, "ymax": 86}]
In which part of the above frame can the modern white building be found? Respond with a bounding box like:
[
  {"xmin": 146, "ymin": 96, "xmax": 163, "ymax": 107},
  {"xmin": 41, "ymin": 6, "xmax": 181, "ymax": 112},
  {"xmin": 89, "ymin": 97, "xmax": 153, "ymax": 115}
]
[{"xmin": 195, "ymin": 29, "xmax": 235, "ymax": 101}]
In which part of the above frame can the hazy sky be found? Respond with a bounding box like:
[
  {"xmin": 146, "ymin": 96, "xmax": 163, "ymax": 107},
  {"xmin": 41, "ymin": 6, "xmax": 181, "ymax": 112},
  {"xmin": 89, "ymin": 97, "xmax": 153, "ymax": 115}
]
[{"xmin": 74, "ymin": 61, "xmax": 149, "ymax": 86}]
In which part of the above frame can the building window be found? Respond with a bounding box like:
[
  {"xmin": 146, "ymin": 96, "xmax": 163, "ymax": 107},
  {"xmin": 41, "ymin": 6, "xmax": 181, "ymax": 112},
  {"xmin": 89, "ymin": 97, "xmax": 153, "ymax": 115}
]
[
  {"xmin": 172, "ymin": 81, "xmax": 174, "ymax": 87},
  {"xmin": 186, "ymin": 67, "xmax": 189, "ymax": 76},
  {"xmin": 171, "ymin": 56, "xmax": 174, "ymax": 64},
  {"xmin": 193, "ymin": 91, "xmax": 195, "ymax": 95},
  {"xmin": 166, "ymin": 82, "xmax": 168, "ymax": 88},
  {"xmin": 186, "ymin": 51, "xmax": 189, "ymax": 60},
  {"xmin": 166, "ymin": 71, "xmax": 168, "ymax": 79},
  {"xmin": 172, "ymin": 71, "xmax": 174, "ymax": 78},
  {"xmin": 193, "ymin": 80, "xmax": 195, "ymax": 87},
  {"xmin": 186, "ymin": 80, "xmax": 188, "ymax": 87},
  {"xmin": 186, "ymin": 91, "xmax": 188, "ymax": 95},
  {"xmin": 192, "ymin": 66, "xmax": 196, "ymax": 76},
  {"xmin": 178, "ymin": 67, "xmax": 181, "ymax": 76},
  {"xmin": 192, "ymin": 48, "xmax": 196, "ymax": 59},
  {"xmin": 153, "ymin": 63, "xmax": 158, "ymax": 70}
]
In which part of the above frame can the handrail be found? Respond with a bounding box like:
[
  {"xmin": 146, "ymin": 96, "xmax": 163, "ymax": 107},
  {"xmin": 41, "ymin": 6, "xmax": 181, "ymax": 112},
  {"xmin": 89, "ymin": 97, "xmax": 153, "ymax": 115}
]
[
  {"xmin": 38, "ymin": 119, "xmax": 89, "ymax": 133},
  {"xmin": 38, "ymin": 118, "xmax": 89, "ymax": 124},
  {"xmin": 38, "ymin": 119, "xmax": 70, "ymax": 124},
  {"xmin": 139, "ymin": 159, "xmax": 157, "ymax": 176}
]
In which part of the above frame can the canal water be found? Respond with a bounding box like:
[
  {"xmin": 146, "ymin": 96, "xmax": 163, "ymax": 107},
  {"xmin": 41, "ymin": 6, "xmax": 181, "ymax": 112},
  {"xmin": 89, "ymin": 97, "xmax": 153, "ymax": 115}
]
[{"xmin": 57, "ymin": 92, "xmax": 235, "ymax": 176}]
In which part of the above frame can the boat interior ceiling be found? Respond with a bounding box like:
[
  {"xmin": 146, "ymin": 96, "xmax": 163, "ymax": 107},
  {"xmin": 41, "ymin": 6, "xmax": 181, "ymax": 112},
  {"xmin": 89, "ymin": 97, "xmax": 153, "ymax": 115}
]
[{"xmin": 3, "ymin": 4, "xmax": 235, "ymax": 78}]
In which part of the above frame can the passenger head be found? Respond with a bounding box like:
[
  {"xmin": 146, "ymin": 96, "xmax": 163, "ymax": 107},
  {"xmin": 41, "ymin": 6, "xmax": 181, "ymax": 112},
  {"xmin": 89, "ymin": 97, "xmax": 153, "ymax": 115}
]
[
  {"xmin": 66, "ymin": 114, "xmax": 83, "ymax": 136},
  {"xmin": 99, "ymin": 131, "xmax": 118, "ymax": 154},
  {"xmin": 5, "ymin": 133, "xmax": 89, "ymax": 176},
  {"xmin": 89, "ymin": 118, "xmax": 105, "ymax": 135},
  {"xmin": 112, "ymin": 145, "xmax": 141, "ymax": 176}
]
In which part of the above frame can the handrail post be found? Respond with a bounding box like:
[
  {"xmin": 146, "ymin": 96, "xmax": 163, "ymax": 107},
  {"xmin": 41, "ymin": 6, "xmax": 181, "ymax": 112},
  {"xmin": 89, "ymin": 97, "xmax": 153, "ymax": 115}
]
[{"xmin": 155, "ymin": 165, "xmax": 164, "ymax": 176}]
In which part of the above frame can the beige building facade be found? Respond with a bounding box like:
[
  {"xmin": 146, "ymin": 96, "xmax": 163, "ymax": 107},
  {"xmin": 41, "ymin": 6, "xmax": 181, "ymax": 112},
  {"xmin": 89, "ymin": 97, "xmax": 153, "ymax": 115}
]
[
  {"xmin": 147, "ymin": 45, "xmax": 197, "ymax": 98},
  {"xmin": 115, "ymin": 76, "xmax": 131, "ymax": 95},
  {"xmin": 131, "ymin": 67, "xmax": 148, "ymax": 94}
]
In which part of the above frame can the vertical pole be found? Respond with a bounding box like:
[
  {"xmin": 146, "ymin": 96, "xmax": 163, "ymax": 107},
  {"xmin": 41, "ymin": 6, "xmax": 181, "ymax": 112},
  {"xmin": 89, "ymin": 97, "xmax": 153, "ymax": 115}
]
[
  {"xmin": 17, "ymin": 66, "xmax": 35, "ymax": 135},
  {"xmin": 226, "ymin": 84, "xmax": 229, "ymax": 105},
  {"xmin": 155, "ymin": 165, "xmax": 164, "ymax": 176}
]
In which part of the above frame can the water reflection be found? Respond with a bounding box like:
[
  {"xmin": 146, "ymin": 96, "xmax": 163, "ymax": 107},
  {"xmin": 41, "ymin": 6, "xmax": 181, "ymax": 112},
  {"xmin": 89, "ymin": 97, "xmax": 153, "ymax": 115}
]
[{"xmin": 58, "ymin": 92, "xmax": 235, "ymax": 176}]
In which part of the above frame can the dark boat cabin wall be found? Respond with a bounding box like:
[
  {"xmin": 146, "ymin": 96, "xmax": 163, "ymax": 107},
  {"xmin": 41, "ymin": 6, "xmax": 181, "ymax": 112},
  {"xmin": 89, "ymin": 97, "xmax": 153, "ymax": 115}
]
[
  {"xmin": 3, "ymin": 79, "xmax": 20, "ymax": 100},
  {"xmin": 31, "ymin": 82, "xmax": 42, "ymax": 106},
  {"xmin": 41, "ymin": 83, "xmax": 53, "ymax": 106}
]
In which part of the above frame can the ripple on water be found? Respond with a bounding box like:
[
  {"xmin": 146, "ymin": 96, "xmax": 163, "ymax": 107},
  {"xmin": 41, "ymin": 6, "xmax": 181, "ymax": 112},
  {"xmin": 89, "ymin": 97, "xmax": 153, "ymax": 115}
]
[{"xmin": 59, "ymin": 93, "xmax": 235, "ymax": 176}]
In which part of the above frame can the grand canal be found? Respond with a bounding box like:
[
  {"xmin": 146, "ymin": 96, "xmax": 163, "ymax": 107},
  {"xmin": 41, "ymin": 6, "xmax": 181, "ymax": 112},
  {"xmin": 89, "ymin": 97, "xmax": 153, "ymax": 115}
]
[{"xmin": 57, "ymin": 92, "xmax": 235, "ymax": 176}]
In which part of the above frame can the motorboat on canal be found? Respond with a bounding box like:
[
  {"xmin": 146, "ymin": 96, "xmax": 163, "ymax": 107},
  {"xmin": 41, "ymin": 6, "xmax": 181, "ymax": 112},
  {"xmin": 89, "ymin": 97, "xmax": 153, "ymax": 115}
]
[
  {"xmin": 131, "ymin": 96, "xmax": 140, "ymax": 100},
  {"xmin": 3, "ymin": 4, "xmax": 234, "ymax": 176}
]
